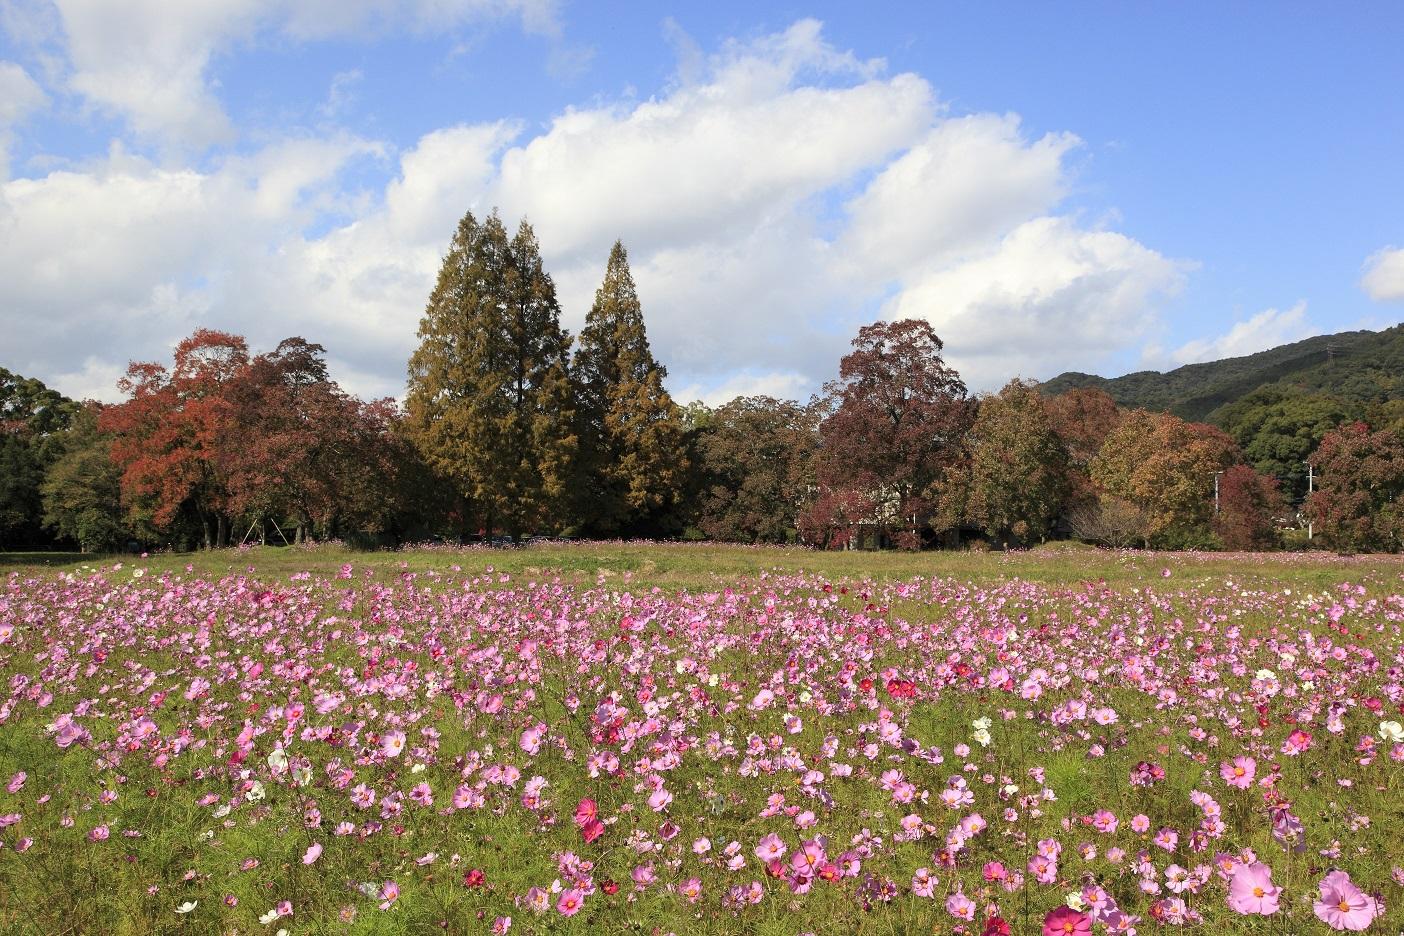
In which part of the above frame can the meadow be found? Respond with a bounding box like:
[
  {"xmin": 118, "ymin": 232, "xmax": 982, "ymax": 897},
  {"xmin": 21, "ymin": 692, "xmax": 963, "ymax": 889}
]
[{"xmin": 1, "ymin": 542, "xmax": 1401, "ymax": 935}]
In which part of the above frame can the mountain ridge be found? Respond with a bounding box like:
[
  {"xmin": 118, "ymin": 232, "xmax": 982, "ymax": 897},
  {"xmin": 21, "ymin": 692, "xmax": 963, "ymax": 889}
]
[{"xmin": 1039, "ymin": 324, "xmax": 1404, "ymax": 422}]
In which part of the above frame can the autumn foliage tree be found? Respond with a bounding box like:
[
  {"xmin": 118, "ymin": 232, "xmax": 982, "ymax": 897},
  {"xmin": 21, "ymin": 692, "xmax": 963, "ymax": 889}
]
[
  {"xmin": 406, "ymin": 211, "xmax": 577, "ymax": 541},
  {"xmin": 1046, "ymin": 386, "xmax": 1122, "ymax": 510},
  {"xmin": 1306, "ymin": 422, "xmax": 1404, "ymax": 553},
  {"xmin": 1212, "ymin": 463, "xmax": 1285, "ymax": 550},
  {"xmin": 220, "ymin": 338, "xmax": 415, "ymax": 542},
  {"xmin": 1091, "ymin": 410, "xmax": 1239, "ymax": 548},
  {"xmin": 955, "ymin": 379, "xmax": 1070, "ymax": 545},
  {"xmin": 572, "ymin": 241, "xmax": 688, "ymax": 536},
  {"xmin": 805, "ymin": 320, "xmax": 970, "ymax": 549},
  {"xmin": 100, "ymin": 329, "xmax": 249, "ymax": 547}
]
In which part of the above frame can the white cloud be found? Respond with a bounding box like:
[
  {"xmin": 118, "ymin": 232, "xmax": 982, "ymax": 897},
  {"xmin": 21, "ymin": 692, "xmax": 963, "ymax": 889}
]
[
  {"xmin": 47, "ymin": 0, "xmax": 562, "ymax": 148},
  {"xmin": 490, "ymin": 20, "xmax": 933, "ymax": 260},
  {"xmin": 1361, "ymin": 247, "xmax": 1404, "ymax": 302},
  {"xmin": 3, "ymin": 18, "xmax": 1191, "ymax": 407},
  {"xmin": 0, "ymin": 60, "xmax": 47, "ymax": 124},
  {"xmin": 1171, "ymin": 301, "xmax": 1316, "ymax": 366},
  {"xmin": 880, "ymin": 216, "xmax": 1188, "ymax": 389},
  {"xmin": 841, "ymin": 114, "xmax": 1077, "ymax": 281},
  {"xmin": 0, "ymin": 134, "xmax": 381, "ymax": 397}
]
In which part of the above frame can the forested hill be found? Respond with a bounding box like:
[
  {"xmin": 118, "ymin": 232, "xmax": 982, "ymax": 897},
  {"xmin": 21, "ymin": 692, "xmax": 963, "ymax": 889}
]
[{"xmin": 1040, "ymin": 324, "xmax": 1404, "ymax": 422}]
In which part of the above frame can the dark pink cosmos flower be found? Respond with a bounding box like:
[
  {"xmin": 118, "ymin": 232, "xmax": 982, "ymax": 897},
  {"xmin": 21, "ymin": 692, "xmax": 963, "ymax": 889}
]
[{"xmin": 1042, "ymin": 906, "xmax": 1092, "ymax": 935}]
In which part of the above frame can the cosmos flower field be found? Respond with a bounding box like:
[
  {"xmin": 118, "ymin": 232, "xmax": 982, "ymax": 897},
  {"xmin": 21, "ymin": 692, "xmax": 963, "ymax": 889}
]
[{"xmin": 1, "ymin": 545, "xmax": 1402, "ymax": 935}]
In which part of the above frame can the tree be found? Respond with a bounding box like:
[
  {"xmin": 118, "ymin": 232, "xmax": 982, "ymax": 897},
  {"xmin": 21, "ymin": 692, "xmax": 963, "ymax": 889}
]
[
  {"xmin": 406, "ymin": 211, "xmax": 577, "ymax": 541},
  {"xmin": 1047, "ymin": 386, "xmax": 1122, "ymax": 513},
  {"xmin": 572, "ymin": 241, "xmax": 688, "ymax": 536},
  {"xmin": 806, "ymin": 319, "xmax": 970, "ymax": 548},
  {"xmin": 1091, "ymin": 410, "xmax": 1239, "ymax": 547},
  {"xmin": 1212, "ymin": 464, "xmax": 1284, "ymax": 550},
  {"xmin": 0, "ymin": 367, "xmax": 77, "ymax": 547},
  {"xmin": 1306, "ymin": 422, "xmax": 1404, "ymax": 553},
  {"xmin": 695, "ymin": 396, "xmax": 819, "ymax": 543},
  {"xmin": 41, "ymin": 403, "xmax": 130, "ymax": 552},
  {"xmin": 100, "ymin": 329, "xmax": 249, "ymax": 547},
  {"xmin": 956, "ymin": 379, "xmax": 1070, "ymax": 545},
  {"xmin": 1047, "ymin": 387, "xmax": 1122, "ymax": 467},
  {"xmin": 1213, "ymin": 388, "xmax": 1355, "ymax": 502}
]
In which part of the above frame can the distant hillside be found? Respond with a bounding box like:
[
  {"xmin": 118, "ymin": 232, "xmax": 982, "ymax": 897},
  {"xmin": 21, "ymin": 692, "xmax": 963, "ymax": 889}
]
[{"xmin": 1040, "ymin": 324, "xmax": 1404, "ymax": 422}]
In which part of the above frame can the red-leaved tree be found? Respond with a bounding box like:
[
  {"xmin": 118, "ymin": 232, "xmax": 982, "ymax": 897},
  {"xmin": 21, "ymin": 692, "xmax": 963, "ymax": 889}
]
[
  {"xmin": 100, "ymin": 329, "xmax": 249, "ymax": 547},
  {"xmin": 802, "ymin": 320, "xmax": 971, "ymax": 549}
]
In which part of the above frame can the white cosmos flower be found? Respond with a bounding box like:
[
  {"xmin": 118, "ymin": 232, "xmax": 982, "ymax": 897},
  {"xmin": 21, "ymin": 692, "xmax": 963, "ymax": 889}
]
[
  {"xmin": 1380, "ymin": 720, "xmax": 1404, "ymax": 743},
  {"xmin": 175, "ymin": 901, "xmax": 197, "ymax": 914}
]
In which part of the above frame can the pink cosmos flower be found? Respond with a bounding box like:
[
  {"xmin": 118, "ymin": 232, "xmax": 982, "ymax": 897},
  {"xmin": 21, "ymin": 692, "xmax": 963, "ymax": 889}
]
[
  {"xmin": 377, "ymin": 881, "xmax": 399, "ymax": 911},
  {"xmin": 1220, "ymin": 756, "xmax": 1256, "ymax": 789},
  {"xmin": 647, "ymin": 787, "xmax": 672, "ymax": 811},
  {"xmin": 945, "ymin": 889, "xmax": 976, "ymax": 920},
  {"xmin": 302, "ymin": 843, "xmax": 322, "ymax": 865},
  {"xmin": 911, "ymin": 867, "xmax": 936, "ymax": 897},
  {"xmin": 1313, "ymin": 870, "xmax": 1377, "ymax": 931},
  {"xmin": 6, "ymin": 772, "xmax": 25, "ymax": 794},
  {"xmin": 754, "ymin": 833, "xmax": 786, "ymax": 862},
  {"xmin": 380, "ymin": 731, "xmax": 406, "ymax": 758},
  {"xmin": 556, "ymin": 888, "xmax": 584, "ymax": 916},
  {"xmin": 1042, "ymin": 906, "xmax": 1092, "ymax": 935},
  {"xmin": 1283, "ymin": 728, "xmax": 1313, "ymax": 755},
  {"xmin": 1226, "ymin": 862, "xmax": 1280, "ymax": 915}
]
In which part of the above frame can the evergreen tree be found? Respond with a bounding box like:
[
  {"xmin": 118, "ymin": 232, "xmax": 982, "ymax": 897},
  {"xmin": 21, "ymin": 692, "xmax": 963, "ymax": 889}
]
[
  {"xmin": 571, "ymin": 241, "xmax": 687, "ymax": 536},
  {"xmin": 406, "ymin": 211, "xmax": 576, "ymax": 542}
]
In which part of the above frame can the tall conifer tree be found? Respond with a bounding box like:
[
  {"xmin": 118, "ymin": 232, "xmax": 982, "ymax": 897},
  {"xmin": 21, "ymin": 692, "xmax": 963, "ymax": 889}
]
[
  {"xmin": 406, "ymin": 211, "xmax": 576, "ymax": 541},
  {"xmin": 572, "ymin": 241, "xmax": 687, "ymax": 536}
]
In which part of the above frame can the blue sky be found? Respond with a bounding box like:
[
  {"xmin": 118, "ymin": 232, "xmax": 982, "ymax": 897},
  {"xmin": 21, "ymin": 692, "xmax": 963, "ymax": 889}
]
[{"xmin": 1, "ymin": 1, "xmax": 1401, "ymax": 404}]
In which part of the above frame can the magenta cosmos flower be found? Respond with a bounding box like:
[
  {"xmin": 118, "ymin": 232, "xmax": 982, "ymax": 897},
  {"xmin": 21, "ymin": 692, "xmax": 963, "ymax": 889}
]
[
  {"xmin": 1219, "ymin": 756, "xmax": 1256, "ymax": 789},
  {"xmin": 1042, "ymin": 906, "xmax": 1092, "ymax": 936},
  {"xmin": 1314, "ymin": 870, "xmax": 1377, "ymax": 931},
  {"xmin": 1226, "ymin": 862, "xmax": 1280, "ymax": 914}
]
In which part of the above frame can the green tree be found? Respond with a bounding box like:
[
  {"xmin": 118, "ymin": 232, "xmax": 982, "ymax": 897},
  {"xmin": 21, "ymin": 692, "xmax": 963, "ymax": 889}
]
[
  {"xmin": 957, "ymin": 379, "xmax": 1070, "ymax": 545},
  {"xmin": 406, "ymin": 211, "xmax": 577, "ymax": 542},
  {"xmin": 1213, "ymin": 388, "xmax": 1356, "ymax": 502},
  {"xmin": 572, "ymin": 241, "xmax": 688, "ymax": 536},
  {"xmin": 0, "ymin": 367, "xmax": 77, "ymax": 546},
  {"xmin": 41, "ymin": 404, "xmax": 130, "ymax": 552},
  {"xmin": 695, "ymin": 396, "xmax": 819, "ymax": 543}
]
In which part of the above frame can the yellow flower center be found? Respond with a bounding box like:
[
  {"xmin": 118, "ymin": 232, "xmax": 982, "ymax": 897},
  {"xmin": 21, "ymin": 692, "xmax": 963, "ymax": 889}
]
[
  {"xmin": 1253, "ymin": 887, "xmax": 1265, "ymax": 897},
  {"xmin": 1338, "ymin": 899, "xmax": 1351, "ymax": 912}
]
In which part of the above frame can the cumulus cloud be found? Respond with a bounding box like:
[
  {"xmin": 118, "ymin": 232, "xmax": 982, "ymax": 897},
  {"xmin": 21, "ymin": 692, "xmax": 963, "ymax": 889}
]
[
  {"xmin": 1171, "ymin": 301, "xmax": 1317, "ymax": 366},
  {"xmin": 1361, "ymin": 247, "xmax": 1404, "ymax": 303},
  {"xmin": 3, "ymin": 17, "xmax": 1191, "ymax": 406},
  {"xmin": 880, "ymin": 217, "xmax": 1188, "ymax": 389}
]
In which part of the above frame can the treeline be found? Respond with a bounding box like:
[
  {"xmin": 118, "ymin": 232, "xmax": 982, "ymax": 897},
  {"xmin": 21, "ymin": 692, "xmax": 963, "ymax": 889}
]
[{"xmin": 5, "ymin": 210, "xmax": 1404, "ymax": 554}]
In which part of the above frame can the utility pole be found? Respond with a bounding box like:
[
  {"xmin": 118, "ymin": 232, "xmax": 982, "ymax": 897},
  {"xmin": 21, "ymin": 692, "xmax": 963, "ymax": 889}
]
[
  {"xmin": 1214, "ymin": 471, "xmax": 1222, "ymax": 514},
  {"xmin": 1306, "ymin": 462, "xmax": 1314, "ymax": 540}
]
